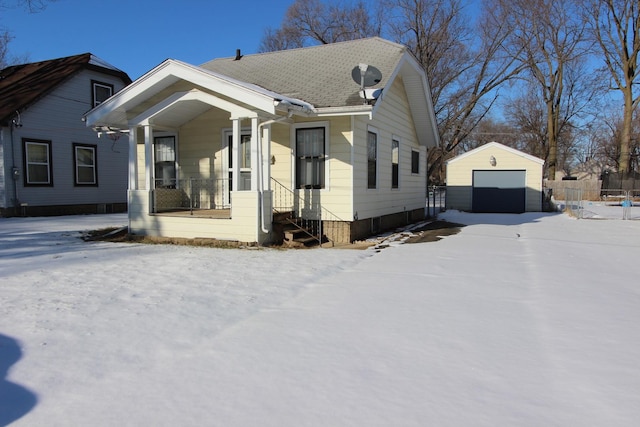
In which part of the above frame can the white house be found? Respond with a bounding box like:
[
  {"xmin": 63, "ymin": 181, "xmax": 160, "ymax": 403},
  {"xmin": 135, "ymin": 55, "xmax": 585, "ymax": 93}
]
[
  {"xmin": 84, "ymin": 37, "xmax": 439, "ymax": 245},
  {"xmin": 0, "ymin": 53, "xmax": 132, "ymax": 216}
]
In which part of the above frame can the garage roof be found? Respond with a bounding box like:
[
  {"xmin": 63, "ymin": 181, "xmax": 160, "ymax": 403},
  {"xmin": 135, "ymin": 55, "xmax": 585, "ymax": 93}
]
[{"xmin": 447, "ymin": 141, "xmax": 544, "ymax": 165}]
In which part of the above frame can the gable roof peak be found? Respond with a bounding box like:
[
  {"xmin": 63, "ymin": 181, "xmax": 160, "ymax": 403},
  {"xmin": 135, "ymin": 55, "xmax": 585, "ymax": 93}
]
[{"xmin": 0, "ymin": 52, "xmax": 131, "ymax": 125}]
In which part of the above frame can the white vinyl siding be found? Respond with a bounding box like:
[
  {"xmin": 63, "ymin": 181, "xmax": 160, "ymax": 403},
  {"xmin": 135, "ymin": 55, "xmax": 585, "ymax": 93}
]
[{"xmin": 352, "ymin": 77, "xmax": 427, "ymax": 220}]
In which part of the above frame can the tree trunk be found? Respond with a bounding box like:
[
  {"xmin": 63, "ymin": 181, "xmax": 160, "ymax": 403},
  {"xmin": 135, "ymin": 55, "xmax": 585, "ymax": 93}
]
[
  {"xmin": 546, "ymin": 100, "xmax": 558, "ymax": 180},
  {"xmin": 618, "ymin": 90, "xmax": 633, "ymax": 176}
]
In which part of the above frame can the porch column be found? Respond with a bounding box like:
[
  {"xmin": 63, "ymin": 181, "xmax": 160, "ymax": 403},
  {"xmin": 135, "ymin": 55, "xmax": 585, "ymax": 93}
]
[
  {"xmin": 250, "ymin": 116, "xmax": 259, "ymax": 191},
  {"xmin": 144, "ymin": 125, "xmax": 153, "ymax": 191},
  {"xmin": 231, "ymin": 118, "xmax": 240, "ymax": 192},
  {"xmin": 128, "ymin": 126, "xmax": 138, "ymax": 190},
  {"xmin": 262, "ymin": 124, "xmax": 272, "ymax": 191}
]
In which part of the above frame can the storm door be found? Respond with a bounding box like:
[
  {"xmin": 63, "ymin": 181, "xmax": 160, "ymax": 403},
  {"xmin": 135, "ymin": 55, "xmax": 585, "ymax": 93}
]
[{"xmin": 223, "ymin": 132, "xmax": 251, "ymax": 206}]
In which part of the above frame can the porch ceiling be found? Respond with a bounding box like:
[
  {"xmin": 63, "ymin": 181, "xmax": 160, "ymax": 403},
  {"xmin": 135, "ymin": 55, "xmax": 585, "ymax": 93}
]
[
  {"xmin": 129, "ymin": 89, "xmax": 258, "ymax": 129},
  {"xmin": 147, "ymin": 98, "xmax": 212, "ymax": 128}
]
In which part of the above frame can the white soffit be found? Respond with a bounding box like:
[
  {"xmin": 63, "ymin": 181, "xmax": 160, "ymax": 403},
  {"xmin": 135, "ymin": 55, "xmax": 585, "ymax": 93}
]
[{"xmin": 129, "ymin": 90, "xmax": 256, "ymax": 128}]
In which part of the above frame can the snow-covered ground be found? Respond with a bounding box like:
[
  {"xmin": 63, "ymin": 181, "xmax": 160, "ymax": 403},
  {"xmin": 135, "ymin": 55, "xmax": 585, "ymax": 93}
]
[{"xmin": 1, "ymin": 211, "xmax": 639, "ymax": 426}]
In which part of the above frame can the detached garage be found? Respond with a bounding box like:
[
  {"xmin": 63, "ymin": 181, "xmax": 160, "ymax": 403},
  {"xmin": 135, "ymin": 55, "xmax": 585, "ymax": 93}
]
[{"xmin": 446, "ymin": 142, "xmax": 544, "ymax": 213}]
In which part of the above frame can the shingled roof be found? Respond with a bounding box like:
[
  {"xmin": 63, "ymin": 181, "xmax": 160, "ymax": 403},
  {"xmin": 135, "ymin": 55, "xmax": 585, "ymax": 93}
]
[
  {"xmin": 0, "ymin": 53, "xmax": 131, "ymax": 125},
  {"xmin": 200, "ymin": 37, "xmax": 409, "ymax": 109}
]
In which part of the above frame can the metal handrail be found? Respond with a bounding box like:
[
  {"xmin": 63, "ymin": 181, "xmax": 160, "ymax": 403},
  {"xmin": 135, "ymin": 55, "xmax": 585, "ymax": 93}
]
[
  {"xmin": 271, "ymin": 178, "xmax": 350, "ymax": 245},
  {"xmin": 153, "ymin": 178, "xmax": 229, "ymax": 213}
]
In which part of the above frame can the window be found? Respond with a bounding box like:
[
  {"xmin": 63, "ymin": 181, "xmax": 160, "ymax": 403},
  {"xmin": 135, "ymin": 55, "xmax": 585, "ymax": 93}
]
[
  {"xmin": 92, "ymin": 81, "xmax": 113, "ymax": 107},
  {"xmin": 411, "ymin": 150, "xmax": 420, "ymax": 174},
  {"xmin": 392, "ymin": 138, "xmax": 399, "ymax": 189},
  {"xmin": 227, "ymin": 133, "xmax": 252, "ymax": 191},
  {"xmin": 23, "ymin": 139, "xmax": 52, "ymax": 186},
  {"xmin": 296, "ymin": 127, "xmax": 326, "ymax": 189},
  {"xmin": 74, "ymin": 143, "xmax": 98, "ymax": 185},
  {"xmin": 154, "ymin": 136, "xmax": 176, "ymax": 188},
  {"xmin": 367, "ymin": 131, "xmax": 377, "ymax": 189},
  {"xmin": 228, "ymin": 134, "xmax": 251, "ymax": 169}
]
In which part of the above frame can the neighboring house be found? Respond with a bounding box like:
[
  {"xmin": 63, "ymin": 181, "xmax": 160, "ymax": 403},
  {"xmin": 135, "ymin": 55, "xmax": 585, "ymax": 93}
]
[
  {"xmin": 446, "ymin": 142, "xmax": 545, "ymax": 213},
  {"xmin": 0, "ymin": 53, "xmax": 132, "ymax": 217},
  {"xmin": 84, "ymin": 37, "xmax": 439, "ymax": 245}
]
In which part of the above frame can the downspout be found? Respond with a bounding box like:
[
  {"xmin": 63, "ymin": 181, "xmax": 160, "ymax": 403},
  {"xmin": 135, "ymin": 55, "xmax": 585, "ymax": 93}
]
[
  {"xmin": 257, "ymin": 110, "xmax": 293, "ymax": 234},
  {"xmin": 9, "ymin": 111, "xmax": 23, "ymax": 212}
]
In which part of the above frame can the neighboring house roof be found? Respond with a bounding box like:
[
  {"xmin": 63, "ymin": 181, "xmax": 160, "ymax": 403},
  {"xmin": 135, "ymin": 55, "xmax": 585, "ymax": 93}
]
[
  {"xmin": 447, "ymin": 141, "xmax": 545, "ymax": 165},
  {"xmin": 201, "ymin": 37, "xmax": 405, "ymax": 109},
  {"xmin": 0, "ymin": 53, "xmax": 131, "ymax": 125}
]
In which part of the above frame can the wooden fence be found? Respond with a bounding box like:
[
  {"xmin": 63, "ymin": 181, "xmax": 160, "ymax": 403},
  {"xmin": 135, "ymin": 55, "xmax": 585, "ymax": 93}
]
[{"xmin": 544, "ymin": 180, "xmax": 602, "ymax": 201}]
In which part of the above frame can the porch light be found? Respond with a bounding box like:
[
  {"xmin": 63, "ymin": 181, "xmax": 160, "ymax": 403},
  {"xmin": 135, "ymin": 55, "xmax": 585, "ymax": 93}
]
[{"xmin": 490, "ymin": 155, "xmax": 497, "ymax": 167}]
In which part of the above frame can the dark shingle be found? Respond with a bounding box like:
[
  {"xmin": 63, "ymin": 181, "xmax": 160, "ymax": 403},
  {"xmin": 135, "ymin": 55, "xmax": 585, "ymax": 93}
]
[{"xmin": 0, "ymin": 53, "xmax": 131, "ymax": 125}]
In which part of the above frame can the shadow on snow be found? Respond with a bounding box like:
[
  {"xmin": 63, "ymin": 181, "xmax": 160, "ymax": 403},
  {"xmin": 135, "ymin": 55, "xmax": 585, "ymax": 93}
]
[{"xmin": 0, "ymin": 333, "xmax": 37, "ymax": 425}]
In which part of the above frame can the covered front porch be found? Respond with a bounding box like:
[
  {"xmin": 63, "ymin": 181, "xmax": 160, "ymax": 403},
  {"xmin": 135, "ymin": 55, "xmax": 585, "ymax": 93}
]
[{"xmin": 124, "ymin": 88, "xmax": 283, "ymax": 244}]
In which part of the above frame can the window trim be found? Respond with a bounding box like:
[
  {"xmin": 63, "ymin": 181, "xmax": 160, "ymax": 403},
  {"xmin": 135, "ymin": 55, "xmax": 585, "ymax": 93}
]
[
  {"xmin": 292, "ymin": 121, "xmax": 330, "ymax": 190},
  {"xmin": 91, "ymin": 80, "xmax": 114, "ymax": 108},
  {"xmin": 153, "ymin": 134, "xmax": 178, "ymax": 189},
  {"xmin": 411, "ymin": 149, "xmax": 420, "ymax": 175},
  {"xmin": 23, "ymin": 138, "xmax": 53, "ymax": 187},
  {"xmin": 73, "ymin": 143, "xmax": 98, "ymax": 186},
  {"xmin": 367, "ymin": 127, "xmax": 378, "ymax": 190},
  {"xmin": 391, "ymin": 137, "xmax": 400, "ymax": 189}
]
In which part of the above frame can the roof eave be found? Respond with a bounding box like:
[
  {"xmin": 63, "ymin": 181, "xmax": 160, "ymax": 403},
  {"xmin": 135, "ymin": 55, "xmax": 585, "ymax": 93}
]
[{"xmin": 85, "ymin": 59, "xmax": 314, "ymax": 128}]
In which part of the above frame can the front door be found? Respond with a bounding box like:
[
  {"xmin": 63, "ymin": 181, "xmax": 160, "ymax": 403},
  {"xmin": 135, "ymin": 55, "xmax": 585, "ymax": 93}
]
[{"xmin": 223, "ymin": 132, "xmax": 251, "ymax": 206}]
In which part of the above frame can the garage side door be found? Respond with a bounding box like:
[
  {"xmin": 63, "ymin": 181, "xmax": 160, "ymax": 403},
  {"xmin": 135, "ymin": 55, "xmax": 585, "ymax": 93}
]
[{"xmin": 472, "ymin": 170, "xmax": 526, "ymax": 213}]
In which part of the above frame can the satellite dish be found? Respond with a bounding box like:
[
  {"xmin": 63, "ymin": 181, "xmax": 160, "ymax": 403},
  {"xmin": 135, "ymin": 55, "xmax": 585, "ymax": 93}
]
[
  {"xmin": 351, "ymin": 63, "xmax": 382, "ymax": 88},
  {"xmin": 352, "ymin": 63, "xmax": 383, "ymax": 104}
]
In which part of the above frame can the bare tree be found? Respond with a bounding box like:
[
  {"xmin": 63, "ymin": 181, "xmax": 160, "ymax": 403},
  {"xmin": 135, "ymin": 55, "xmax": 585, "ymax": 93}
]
[
  {"xmin": 460, "ymin": 118, "xmax": 519, "ymax": 152},
  {"xmin": 505, "ymin": 76, "xmax": 591, "ymax": 178},
  {"xmin": 594, "ymin": 111, "xmax": 640, "ymax": 172},
  {"xmin": 495, "ymin": 0, "xmax": 593, "ymax": 180},
  {"xmin": 0, "ymin": 30, "xmax": 10, "ymax": 66},
  {"xmin": 259, "ymin": 0, "xmax": 381, "ymax": 52},
  {"xmin": 585, "ymin": 0, "xmax": 640, "ymax": 176},
  {"xmin": 0, "ymin": 0, "xmax": 54, "ymax": 67},
  {"xmin": 385, "ymin": 0, "xmax": 526, "ymax": 181}
]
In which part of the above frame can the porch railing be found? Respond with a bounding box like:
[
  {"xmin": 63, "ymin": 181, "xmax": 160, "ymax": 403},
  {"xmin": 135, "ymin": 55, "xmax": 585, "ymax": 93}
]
[
  {"xmin": 153, "ymin": 178, "xmax": 229, "ymax": 213},
  {"xmin": 271, "ymin": 178, "xmax": 350, "ymax": 246}
]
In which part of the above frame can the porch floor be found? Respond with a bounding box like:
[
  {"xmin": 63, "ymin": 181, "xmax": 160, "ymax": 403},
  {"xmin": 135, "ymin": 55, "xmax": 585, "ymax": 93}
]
[{"xmin": 153, "ymin": 209, "xmax": 231, "ymax": 219}]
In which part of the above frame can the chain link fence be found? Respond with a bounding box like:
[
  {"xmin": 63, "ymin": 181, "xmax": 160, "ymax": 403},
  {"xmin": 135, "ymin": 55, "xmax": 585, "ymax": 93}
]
[
  {"xmin": 426, "ymin": 186, "xmax": 446, "ymax": 218},
  {"xmin": 562, "ymin": 188, "xmax": 640, "ymax": 220}
]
